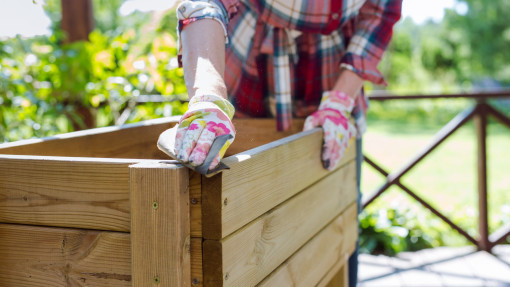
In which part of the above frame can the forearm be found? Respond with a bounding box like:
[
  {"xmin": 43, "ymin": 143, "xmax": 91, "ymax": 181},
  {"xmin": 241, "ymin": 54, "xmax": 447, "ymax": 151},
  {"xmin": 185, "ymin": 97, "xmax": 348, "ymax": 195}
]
[
  {"xmin": 332, "ymin": 68, "xmax": 364, "ymax": 100},
  {"xmin": 181, "ymin": 19, "xmax": 228, "ymax": 100}
]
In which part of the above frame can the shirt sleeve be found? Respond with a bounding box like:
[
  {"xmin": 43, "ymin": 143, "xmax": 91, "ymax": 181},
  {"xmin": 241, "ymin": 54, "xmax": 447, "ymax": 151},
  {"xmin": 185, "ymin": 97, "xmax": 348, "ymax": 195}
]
[
  {"xmin": 176, "ymin": 0, "xmax": 240, "ymax": 58},
  {"xmin": 340, "ymin": 0, "xmax": 402, "ymax": 85}
]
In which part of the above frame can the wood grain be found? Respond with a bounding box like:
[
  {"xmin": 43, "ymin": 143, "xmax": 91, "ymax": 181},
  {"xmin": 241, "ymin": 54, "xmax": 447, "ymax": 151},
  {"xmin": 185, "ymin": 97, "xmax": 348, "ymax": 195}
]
[
  {"xmin": 0, "ymin": 118, "xmax": 298, "ymax": 159},
  {"xmin": 321, "ymin": 265, "xmax": 348, "ymax": 287},
  {"xmin": 191, "ymin": 238, "xmax": 203, "ymax": 287},
  {"xmin": 203, "ymin": 161, "xmax": 357, "ymax": 287},
  {"xmin": 257, "ymin": 203, "xmax": 358, "ymax": 287},
  {"xmin": 130, "ymin": 162, "xmax": 191, "ymax": 287},
  {"xmin": 0, "ymin": 117, "xmax": 179, "ymax": 159},
  {"xmin": 205, "ymin": 128, "xmax": 357, "ymax": 239},
  {"xmin": 0, "ymin": 155, "xmax": 142, "ymax": 232},
  {"xmin": 0, "ymin": 223, "xmax": 131, "ymax": 286},
  {"xmin": 190, "ymin": 171, "xmax": 202, "ymax": 237}
]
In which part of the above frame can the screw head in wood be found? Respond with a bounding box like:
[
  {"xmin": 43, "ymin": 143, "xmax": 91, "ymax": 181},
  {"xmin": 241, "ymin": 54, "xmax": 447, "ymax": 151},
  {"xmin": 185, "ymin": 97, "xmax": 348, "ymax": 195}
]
[
  {"xmin": 223, "ymin": 198, "xmax": 228, "ymax": 206},
  {"xmin": 192, "ymin": 278, "xmax": 199, "ymax": 285},
  {"xmin": 225, "ymin": 272, "xmax": 229, "ymax": 280},
  {"xmin": 152, "ymin": 201, "xmax": 159, "ymax": 210},
  {"xmin": 153, "ymin": 276, "xmax": 160, "ymax": 284}
]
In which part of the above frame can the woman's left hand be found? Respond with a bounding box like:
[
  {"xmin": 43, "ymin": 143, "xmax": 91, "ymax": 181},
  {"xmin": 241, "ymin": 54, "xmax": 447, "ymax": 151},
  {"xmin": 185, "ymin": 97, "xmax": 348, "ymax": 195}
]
[{"xmin": 303, "ymin": 91, "xmax": 356, "ymax": 170}]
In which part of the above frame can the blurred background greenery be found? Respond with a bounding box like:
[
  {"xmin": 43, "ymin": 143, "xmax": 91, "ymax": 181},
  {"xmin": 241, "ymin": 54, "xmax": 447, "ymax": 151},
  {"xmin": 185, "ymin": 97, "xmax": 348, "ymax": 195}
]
[{"xmin": 0, "ymin": 0, "xmax": 509, "ymax": 255}]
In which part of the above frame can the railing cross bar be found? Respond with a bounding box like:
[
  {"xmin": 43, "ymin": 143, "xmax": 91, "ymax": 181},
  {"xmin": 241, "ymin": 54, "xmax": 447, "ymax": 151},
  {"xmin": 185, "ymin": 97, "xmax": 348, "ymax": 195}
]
[
  {"xmin": 363, "ymin": 156, "xmax": 478, "ymax": 245},
  {"xmin": 489, "ymin": 222, "xmax": 510, "ymax": 248},
  {"xmin": 362, "ymin": 105, "xmax": 477, "ymax": 207},
  {"xmin": 485, "ymin": 104, "xmax": 510, "ymax": 129}
]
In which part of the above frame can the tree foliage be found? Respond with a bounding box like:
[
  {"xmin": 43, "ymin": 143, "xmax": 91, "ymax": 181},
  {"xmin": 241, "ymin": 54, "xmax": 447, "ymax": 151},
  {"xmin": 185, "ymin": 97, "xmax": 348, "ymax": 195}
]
[
  {"xmin": 375, "ymin": 0, "xmax": 510, "ymax": 94},
  {"xmin": 0, "ymin": 1, "xmax": 187, "ymax": 142}
]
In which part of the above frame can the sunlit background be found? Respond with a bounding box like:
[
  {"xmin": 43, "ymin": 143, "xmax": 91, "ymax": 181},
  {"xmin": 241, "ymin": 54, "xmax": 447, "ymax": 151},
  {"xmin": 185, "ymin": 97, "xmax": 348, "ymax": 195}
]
[{"xmin": 0, "ymin": 0, "xmax": 509, "ymax": 256}]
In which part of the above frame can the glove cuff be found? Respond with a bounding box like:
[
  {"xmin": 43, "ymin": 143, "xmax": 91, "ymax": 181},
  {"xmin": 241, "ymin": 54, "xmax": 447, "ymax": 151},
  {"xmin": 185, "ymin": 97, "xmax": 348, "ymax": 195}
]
[
  {"xmin": 319, "ymin": 91, "xmax": 354, "ymax": 115},
  {"xmin": 189, "ymin": 94, "xmax": 235, "ymax": 120}
]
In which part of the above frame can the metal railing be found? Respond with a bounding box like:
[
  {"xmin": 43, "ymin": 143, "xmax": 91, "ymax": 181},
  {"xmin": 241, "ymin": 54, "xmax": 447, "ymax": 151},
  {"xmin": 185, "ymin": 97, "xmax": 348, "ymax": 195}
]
[{"xmin": 363, "ymin": 91, "xmax": 510, "ymax": 252}]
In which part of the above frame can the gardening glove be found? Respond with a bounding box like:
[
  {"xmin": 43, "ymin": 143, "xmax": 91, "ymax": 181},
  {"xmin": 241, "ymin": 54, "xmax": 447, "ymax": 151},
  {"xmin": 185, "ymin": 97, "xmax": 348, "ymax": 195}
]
[
  {"xmin": 174, "ymin": 94, "xmax": 236, "ymax": 170},
  {"xmin": 303, "ymin": 91, "xmax": 357, "ymax": 171}
]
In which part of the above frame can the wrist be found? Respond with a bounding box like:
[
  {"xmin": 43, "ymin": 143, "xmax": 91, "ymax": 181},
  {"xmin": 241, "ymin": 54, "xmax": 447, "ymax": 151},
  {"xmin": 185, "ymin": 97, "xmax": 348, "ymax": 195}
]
[
  {"xmin": 319, "ymin": 91, "xmax": 354, "ymax": 115},
  {"xmin": 189, "ymin": 94, "xmax": 235, "ymax": 120},
  {"xmin": 332, "ymin": 69, "xmax": 363, "ymax": 100}
]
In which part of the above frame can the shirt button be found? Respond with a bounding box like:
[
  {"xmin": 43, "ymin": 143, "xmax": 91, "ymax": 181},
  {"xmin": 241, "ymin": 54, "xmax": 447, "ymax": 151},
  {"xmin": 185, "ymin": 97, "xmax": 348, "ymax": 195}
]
[{"xmin": 332, "ymin": 13, "xmax": 339, "ymax": 20}]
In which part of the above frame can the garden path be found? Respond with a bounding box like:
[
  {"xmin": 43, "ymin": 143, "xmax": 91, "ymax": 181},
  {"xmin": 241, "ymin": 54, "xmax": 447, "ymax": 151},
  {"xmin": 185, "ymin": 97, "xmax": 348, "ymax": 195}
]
[{"xmin": 358, "ymin": 245, "xmax": 510, "ymax": 286}]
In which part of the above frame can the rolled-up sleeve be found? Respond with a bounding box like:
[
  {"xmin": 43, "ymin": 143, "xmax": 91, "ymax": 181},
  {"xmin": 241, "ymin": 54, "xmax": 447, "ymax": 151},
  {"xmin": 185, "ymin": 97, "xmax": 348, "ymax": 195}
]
[
  {"xmin": 176, "ymin": 0, "xmax": 239, "ymax": 54},
  {"xmin": 340, "ymin": 0, "xmax": 402, "ymax": 85}
]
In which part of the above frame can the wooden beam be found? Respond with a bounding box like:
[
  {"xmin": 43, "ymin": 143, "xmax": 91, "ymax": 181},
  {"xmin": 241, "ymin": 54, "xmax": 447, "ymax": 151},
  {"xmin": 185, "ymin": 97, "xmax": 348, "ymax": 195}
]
[
  {"xmin": 191, "ymin": 238, "xmax": 203, "ymax": 287},
  {"xmin": 257, "ymin": 203, "xmax": 357, "ymax": 287},
  {"xmin": 0, "ymin": 155, "xmax": 140, "ymax": 232},
  {"xmin": 203, "ymin": 161, "xmax": 357, "ymax": 287},
  {"xmin": 190, "ymin": 171, "xmax": 203, "ymax": 237},
  {"xmin": 318, "ymin": 264, "xmax": 349, "ymax": 287},
  {"xmin": 0, "ymin": 117, "xmax": 179, "ymax": 159},
  {"xmin": 130, "ymin": 162, "xmax": 191, "ymax": 287},
  {"xmin": 61, "ymin": 0, "xmax": 94, "ymax": 43},
  {"xmin": 475, "ymin": 103, "xmax": 490, "ymax": 252},
  {"xmin": 203, "ymin": 128, "xmax": 356, "ymax": 239},
  {"xmin": 0, "ymin": 223, "xmax": 131, "ymax": 286}
]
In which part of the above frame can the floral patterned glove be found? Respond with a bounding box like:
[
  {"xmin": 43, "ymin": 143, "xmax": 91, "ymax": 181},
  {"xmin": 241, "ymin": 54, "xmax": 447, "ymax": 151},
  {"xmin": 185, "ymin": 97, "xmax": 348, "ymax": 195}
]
[
  {"xmin": 303, "ymin": 91, "xmax": 356, "ymax": 171},
  {"xmin": 174, "ymin": 94, "xmax": 236, "ymax": 170}
]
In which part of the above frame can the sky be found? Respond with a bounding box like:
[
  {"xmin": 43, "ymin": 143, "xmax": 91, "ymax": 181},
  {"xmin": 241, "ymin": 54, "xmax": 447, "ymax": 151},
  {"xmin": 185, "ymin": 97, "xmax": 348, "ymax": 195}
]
[{"xmin": 0, "ymin": 0, "xmax": 467, "ymax": 38}]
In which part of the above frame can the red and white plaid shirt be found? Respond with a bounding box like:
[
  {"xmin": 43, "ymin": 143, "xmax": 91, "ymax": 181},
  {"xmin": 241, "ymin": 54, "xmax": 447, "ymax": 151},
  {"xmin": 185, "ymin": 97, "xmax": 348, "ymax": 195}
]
[{"xmin": 177, "ymin": 0, "xmax": 402, "ymax": 131}]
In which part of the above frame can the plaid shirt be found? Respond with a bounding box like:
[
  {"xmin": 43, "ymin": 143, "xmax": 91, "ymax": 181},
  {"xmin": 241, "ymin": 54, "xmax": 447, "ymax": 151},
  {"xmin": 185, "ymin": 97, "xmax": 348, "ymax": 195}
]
[{"xmin": 177, "ymin": 0, "xmax": 402, "ymax": 131}]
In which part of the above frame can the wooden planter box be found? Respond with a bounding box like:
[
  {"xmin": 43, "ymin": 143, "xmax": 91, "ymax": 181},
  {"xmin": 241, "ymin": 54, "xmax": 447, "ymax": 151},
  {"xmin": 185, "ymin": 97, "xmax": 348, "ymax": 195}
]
[{"xmin": 0, "ymin": 117, "xmax": 358, "ymax": 287}]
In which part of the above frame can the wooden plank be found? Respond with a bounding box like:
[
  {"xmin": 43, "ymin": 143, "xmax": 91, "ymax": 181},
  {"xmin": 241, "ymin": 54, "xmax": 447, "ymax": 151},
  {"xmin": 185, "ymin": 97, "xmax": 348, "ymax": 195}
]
[
  {"xmin": 0, "ymin": 117, "xmax": 179, "ymax": 159},
  {"xmin": 191, "ymin": 238, "xmax": 203, "ymax": 287},
  {"xmin": 0, "ymin": 223, "xmax": 131, "ymax": 286},
  {"xmin": 203, "ymin": 161, "xmax": 357, "ymax": 287},
  {"xmin": 204, "ymin": 128, "xmax": 357, "ymax": 239},
  {"xmin": 130, "ymin": 162, "xmax": 191, "ymax": 287},
  {"xmin": 226, "ymin": 118, "xmax": 305, "ymax": 156},
  {"xmin": 190, "ymin": 171, "xmax": 202, "ymax": 237},
  {"xmin": 257, "ymin": 203, "xmax": 358, "ymax": 287},
  {"xmin": 321, "ymin": 265, "xmax": 348, "ymax": 287},
  {"xmin": 317, "ymin": 237, "xmax": 357, "ymax": 287},
  {"xmin": 0, "ymin": 155, "xmax": 142, "ymax": 232}
]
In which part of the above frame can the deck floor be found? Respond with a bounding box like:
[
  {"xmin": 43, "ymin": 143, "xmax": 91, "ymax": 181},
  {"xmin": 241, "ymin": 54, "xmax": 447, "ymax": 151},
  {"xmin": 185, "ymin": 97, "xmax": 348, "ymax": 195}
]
[{"xmin": 358, "ymin": 245, "xmax": 510, "ymax": 287}]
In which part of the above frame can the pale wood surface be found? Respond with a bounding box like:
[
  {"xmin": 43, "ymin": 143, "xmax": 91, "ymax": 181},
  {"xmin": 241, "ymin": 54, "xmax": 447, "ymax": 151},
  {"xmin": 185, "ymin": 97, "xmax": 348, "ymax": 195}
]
[
  {"xmin": 208, "ymin": 128, "xmax": 356, "ymax": 239},
  {"xmin": 0, "ymin": 118, "xmax": 299, "ymax": 159},
  {"xmin": 130, "ymin": 162, "xmax": 190, "ymax": 287},
  {"xmin": 257, "ymin": 203, "xmax": 358, "ymax": 287},
  {"xmin": 0, "ymin": 117, "xmax": 178, "ymax": 159},
  {"xmin": 0, "ymin": 155, "xmax": 141, "ymax": 232},
  {"xmin": 0, "ymin": 223, "xmax": 131, "ymax": 286},
  {"xmin": 204, "ymin": 160, "xmax": 357, "ymax": 287},
  {"xmin": 358, "ymin": 246, "xmax": 510, "ymax": 287}
]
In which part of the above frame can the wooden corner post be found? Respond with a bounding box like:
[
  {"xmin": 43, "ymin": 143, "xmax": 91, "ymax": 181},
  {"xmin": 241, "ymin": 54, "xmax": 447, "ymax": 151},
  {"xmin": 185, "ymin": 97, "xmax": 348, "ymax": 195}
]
[{"xmin": 130, "ymin": 162, "xmax": 191, "ymax": 287}]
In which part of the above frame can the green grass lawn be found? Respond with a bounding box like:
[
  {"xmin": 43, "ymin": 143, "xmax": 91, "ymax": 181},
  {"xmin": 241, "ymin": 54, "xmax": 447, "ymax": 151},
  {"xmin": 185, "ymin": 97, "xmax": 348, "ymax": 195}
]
[{"xmin": 361, "ymin": 118, "xmax": 510, "ymax": 245}]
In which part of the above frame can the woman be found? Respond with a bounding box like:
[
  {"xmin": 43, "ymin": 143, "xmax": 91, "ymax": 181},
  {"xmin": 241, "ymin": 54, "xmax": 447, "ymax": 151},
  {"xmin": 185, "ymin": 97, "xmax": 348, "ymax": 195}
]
[{"xmin": 163, "ymin": 1, "xmax": 402, "ymax": 285}]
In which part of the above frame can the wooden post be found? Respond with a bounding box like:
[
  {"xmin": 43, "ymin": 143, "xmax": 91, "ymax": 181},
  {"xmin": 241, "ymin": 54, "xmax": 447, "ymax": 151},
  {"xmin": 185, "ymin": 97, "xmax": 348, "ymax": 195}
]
[
  {"xmin": 61, "ymin": 0, "xmax": 94, "ymax": 42},
  {"xmin": 475, "ymin": 102, "xmax": 490, "ymax": 252},
  {"xmin": 130, "ymin": 162, "xmax": 191, "ymax": 287}
]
